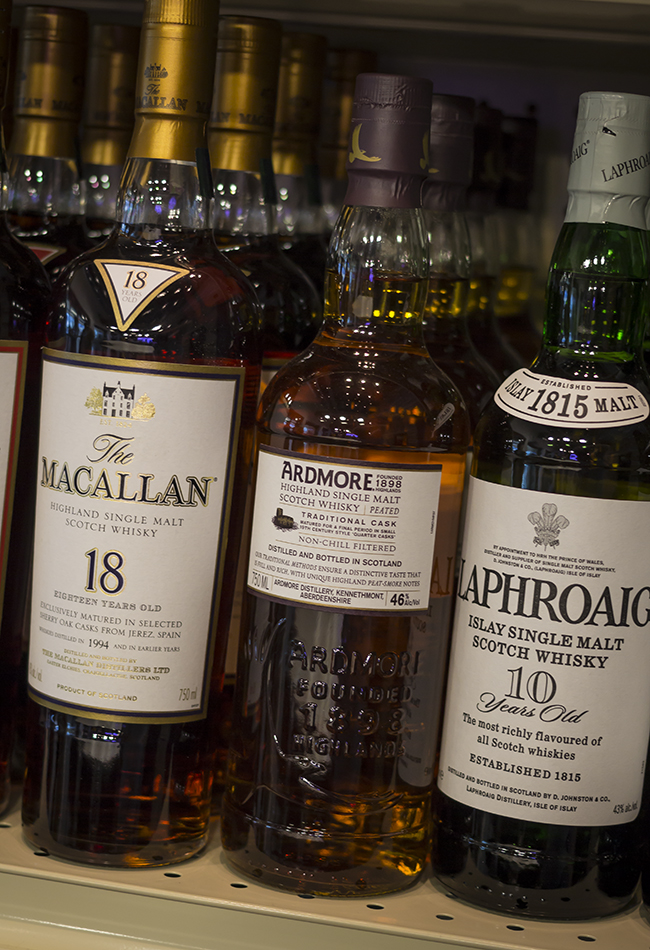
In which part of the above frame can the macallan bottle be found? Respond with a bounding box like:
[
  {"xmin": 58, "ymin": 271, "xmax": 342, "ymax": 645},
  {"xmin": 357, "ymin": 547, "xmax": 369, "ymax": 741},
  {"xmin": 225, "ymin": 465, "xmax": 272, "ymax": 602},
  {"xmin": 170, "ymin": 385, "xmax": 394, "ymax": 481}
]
[
  {"xmin": 209, "ymin": 16, "xmax": 321, "ymax": 387},
  {"xmin": 0, "ymin": 0, "xmax": 50, "ymax": 812},
  {"xmin": 8, "ymin": 6, "xmax": 92, "ymax": 275},
  {"xmin": 82, "ymin": 24, "xmax": 139, "ymax": 242},
  {"xmin": 320, "ymin": 47, "xmax": 377, "ymax": 232},
  {"xmin": 273, "ymin": 32, "xmax": 328, "ymax": 295},
  {"xmin": 494, "ymin": 114, "xmax": 542, "ymax": 363},
  {"xmin": 466, "ymin": 104, "xmax": 521, "ymax": 379},
  {"xmin": 22, "ymin": 0, "xmax": 261, "ymax": 867},
  {"xmin": 433, "ymin": 91, "xmax": 650, "ymax": 919},
  {"xmin": 221, "ymin": 73, "xmax": 469, "ymax": 897},
  {"xmin": 423, "ymin": 94, "xmax": 500, "ymax": 430}
]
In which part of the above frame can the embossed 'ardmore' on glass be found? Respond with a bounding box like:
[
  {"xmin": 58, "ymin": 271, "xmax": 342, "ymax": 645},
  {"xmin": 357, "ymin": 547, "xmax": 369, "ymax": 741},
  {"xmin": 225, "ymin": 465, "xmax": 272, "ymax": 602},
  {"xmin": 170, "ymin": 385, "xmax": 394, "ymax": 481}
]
[
  {"xmin": 433, "ymin": 91, "xmax": 650, "ymax": 919},
  {"xmin": 22, "ymin": 0, "xmax": 261, "ymax": 867},
  {"xmin": 221, "ymin": 73, "xmax": 469, "ymax": 897}
]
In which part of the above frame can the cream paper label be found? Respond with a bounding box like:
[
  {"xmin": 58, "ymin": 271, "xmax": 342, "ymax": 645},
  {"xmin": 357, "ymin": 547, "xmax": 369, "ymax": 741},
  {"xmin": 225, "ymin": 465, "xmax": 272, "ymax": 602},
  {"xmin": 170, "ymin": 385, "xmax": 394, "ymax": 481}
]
[
  {"xmin": 95, "ymin": 260, "xmax": 188, "ymax": 332},
  {"xmin": 28, "ymin": 350, "xmax": 244, "ymax": 723},
  {"xmin": 247, "ymin": 446, "xmax": 442, "ymax": 613},
  {"xmin": 438, "ymin": 476, "xmax": 650, "ymax": 826},
  {"xmin": 494, "ymin": 367, "xmax": 649, "ymax": 428}
]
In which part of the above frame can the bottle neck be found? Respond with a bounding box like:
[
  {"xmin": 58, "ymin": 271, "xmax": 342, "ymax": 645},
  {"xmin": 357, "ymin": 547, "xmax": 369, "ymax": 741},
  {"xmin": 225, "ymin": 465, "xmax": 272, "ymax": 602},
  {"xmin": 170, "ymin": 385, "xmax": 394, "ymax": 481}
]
[
  {"xmin": 323, "ymin": 203, "xmax": 429, "ymax": 346},
  {"xmin": 8, "ymin": 154, "xmax": 84, "ymax": 216},
  {"xmin": 212, "ymin": 168, "xmax": 274, "ymax": 241},
  {"xmin": 423, "ymin": 208, "xmax": 472, "ymax": 340},
  {"xmin": 116, "ymin": 157, "xmax": 207, "ymax": 231},
  {"xmin": 276, "ymin": 168, "xmax": 327, "ymax": 238},
  {"xmin": 541, "ymin": 221, "xmax": 649, "ymax": 365}
]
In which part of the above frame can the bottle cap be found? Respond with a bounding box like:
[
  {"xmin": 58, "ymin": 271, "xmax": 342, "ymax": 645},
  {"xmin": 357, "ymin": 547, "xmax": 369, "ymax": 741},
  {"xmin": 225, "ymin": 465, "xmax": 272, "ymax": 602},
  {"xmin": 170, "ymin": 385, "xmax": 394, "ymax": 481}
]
[
  {"xmin": 566, "ymin": 91, "xmax": 650, "ymax": 230},
  {"xmin": 344, "ymin": 72, "xmax": 432, "ymax": 209},
  {"xmin": 0, "ymin": 1, "xmax": 11, "ymax": 113},
  {"xmin": 497, "ymin": 114, "xmax": 537, "ymax": 211},
  {"xmin": 423, "ymin": 93, "xmax": 475, "ymax": 212},
  {"xmin": 82, "ymin": 24, "xmax": 140, "ymax": 167},
  {"xmin": 320, "ymin": 48, "xmax": 377, "ymax": 180},
  {"xmin": 208, "ymin": 16, "xmax": 281, "ymax": 174},
  {"xmin": 272, "ymin": 32, "xmax": 327, "ymax": 174},
  {"xmin": 129, "ymin": 0, "xmax": 218, "ymax": 162}
]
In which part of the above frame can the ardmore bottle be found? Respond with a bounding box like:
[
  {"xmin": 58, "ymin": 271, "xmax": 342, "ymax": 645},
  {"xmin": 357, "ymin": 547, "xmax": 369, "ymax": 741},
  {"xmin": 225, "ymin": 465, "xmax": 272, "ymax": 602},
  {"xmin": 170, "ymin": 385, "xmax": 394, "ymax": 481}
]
[
  {"xmin": 433, "ymin": 91, "xmax": 650, "ymax": 919},
  {"xmin": 22, "ymin": 0, "xmax": 261, "ymax": 866},
  {"xmin": 221, "ymin": 73, "xmax": 468, "ymax": 897}
]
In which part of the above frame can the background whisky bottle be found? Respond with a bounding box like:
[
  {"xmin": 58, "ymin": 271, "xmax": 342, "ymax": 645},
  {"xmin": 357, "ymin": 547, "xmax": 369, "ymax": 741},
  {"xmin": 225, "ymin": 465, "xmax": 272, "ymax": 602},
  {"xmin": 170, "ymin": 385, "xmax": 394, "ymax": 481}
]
[
  {"xmin": 433, "ymin": 91, "xmax": 650, "ymax": 919},
  {"xmin": 81, "ymin": 23, "xmax": 139, "ymax": 242},
  {"xmin": 221, "ymin": 73, "xmax": 469, "ymax": 897},
  {"xmin": 22, "ymin": 0, "xmax": 261, "ymax": 867},
  {"xmin": 8, "ymin": 5, "xmax": 92, "ymax": 275},
  {"xmin": 423, "ymin": 93, "xmax": 500, "ymax": 430},
  {"xmin": 272, "ymin": 31, "xmax": 328, "ymax": 295},
  {"xmin": 0, "ymin": 0, "xmax": 49, "ymax": 812}
]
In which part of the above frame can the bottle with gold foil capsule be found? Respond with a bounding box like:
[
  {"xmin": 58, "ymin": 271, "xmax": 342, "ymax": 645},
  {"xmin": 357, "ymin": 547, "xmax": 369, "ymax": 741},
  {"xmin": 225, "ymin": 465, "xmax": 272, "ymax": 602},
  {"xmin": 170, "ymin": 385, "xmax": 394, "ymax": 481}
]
[
  {"xmin": 22, "ymin": 0, "xmax": 261, "ymax": 867},
  {"xmin": 81, "ymin": 23, "xmax": 140, "ymax": 242},
  {"xmin": 320, "ymin": 47, "xmax": 377, "ymax": 232},
  {"xmin": 494, "ymin": 114, "xmax": 542, "ymax": 363},
  {"xmin": 7, "ymin": 6, "xmax": 92, "ymax": 275},
  {"xmin": 207, "ymin": 14, "xmax": 321, "ymax": 798},
  {"xmin": 0, "ymin": 0, "xmax": 50, "ymax": 811},
  {"xmin": 466, "ymin": 104, "xmax": 521, "ymax": 379},
  {"xmin": 221, "ymin": 73, "xmax": 469, "ymax": 896},
  {"xmin": 434, "ymin": 91, "xmax": 650, "ymax": 919},
  {"xmin": 423, "ymin": 94, "xmax": 500, "ymax": 431},
  {"xmin": 273, "ymin": 31, "xmax": 328, "ymax": 296},
  {"xmin": 209, "ymin": 15, "xmax": 321, "ymax": 388}
]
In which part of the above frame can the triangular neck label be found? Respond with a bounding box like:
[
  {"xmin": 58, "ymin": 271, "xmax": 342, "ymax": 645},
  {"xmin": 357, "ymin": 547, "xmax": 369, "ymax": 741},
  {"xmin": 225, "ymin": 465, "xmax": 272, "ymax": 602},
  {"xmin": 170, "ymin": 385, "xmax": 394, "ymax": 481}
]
[
  {"xmin": 28, "ymin": 244, "xmax": 65, "ymax": 265},
  {"xmin": 95, "ymin": 259, "xmax": 188, "ymax": 332}
]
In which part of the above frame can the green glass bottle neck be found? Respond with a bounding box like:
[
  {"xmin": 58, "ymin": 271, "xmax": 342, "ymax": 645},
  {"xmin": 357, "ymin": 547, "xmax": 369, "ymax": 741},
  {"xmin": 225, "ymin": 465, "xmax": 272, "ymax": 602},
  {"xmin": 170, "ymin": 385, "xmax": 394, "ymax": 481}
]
[
  {"xmin": 540, "ymin": 221, "xmax": 649, "ymax": 366},
  {"xmin": 322, "ymin": 203, "xmax": 429, "ymax": 347}
]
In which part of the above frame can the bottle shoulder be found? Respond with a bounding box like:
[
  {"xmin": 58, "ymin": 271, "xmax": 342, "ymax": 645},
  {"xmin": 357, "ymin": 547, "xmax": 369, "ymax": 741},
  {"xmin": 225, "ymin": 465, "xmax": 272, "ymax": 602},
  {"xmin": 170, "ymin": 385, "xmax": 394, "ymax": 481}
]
[
  {"xmin": 0, "ymin": 221, "xmax": 50, "ymax": 339},
  {"xmin": 259, "ymin": 335, "xmax": 470, "ymax": 452}
]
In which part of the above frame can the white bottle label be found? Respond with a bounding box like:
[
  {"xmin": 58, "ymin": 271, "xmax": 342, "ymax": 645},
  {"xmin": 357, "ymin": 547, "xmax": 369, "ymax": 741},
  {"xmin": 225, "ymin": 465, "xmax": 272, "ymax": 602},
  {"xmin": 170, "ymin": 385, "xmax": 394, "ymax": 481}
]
[
  {"xmin": 246, "ymin": 446, "xmax": 442, "ymax": 613},
  {"xmin": 438, "ymin": 477, "xmax": 650, "ymax": 826},
  {"xmin": 28, "ymin": 349, "xmax": 244, "ymax": 723},
  {"xmin": 95, "ymin": 260, "xmax": 189, "ymax": 332},
  {"xmin": 494, "ymin": 367, "xmax": 649, "ymax": 428},
  {"xmin": 0, "ymin": 343, "xmax": 27, "ymax": 616}
]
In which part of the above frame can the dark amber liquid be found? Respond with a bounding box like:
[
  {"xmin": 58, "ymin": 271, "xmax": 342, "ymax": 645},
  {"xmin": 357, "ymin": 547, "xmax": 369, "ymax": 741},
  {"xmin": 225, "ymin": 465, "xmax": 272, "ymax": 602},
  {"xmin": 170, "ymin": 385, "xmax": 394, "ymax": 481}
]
[
  {"xmin": 282, "ymin": 232, "xmax": 328, "ymax": 297},
  {"xmin": 495, "ymin": 266, "xmax": 542, "ymax": 364},
  {"xmin": 222, "ymin": 272, "xmax": 468, "ymax": 894},
  {"xmin": 9, "ymin": 212, "xmax": 93, "ymax": 278},
  {"xmin": 21, "ymin": 226, "xmax": 260, "ymax": 866},
  {"xmin": 467, "ymin": 274, "xmax": 522, "ymax": 379}
]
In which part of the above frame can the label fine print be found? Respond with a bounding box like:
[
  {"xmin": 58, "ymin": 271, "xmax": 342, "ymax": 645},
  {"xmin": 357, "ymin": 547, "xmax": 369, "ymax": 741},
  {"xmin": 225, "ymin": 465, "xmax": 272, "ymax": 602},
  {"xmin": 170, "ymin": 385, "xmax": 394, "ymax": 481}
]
[
  {"xmin": 28, "ymin": 350, "xmax": 243, "ymax": 723},
  {"xmin": 438, "ymin": 477, "xmax": 650, "ymax": 826},
  {"xmin": 494, "ymin": 367, "xmax": 649, "ymax": 428},
  {"xmin": 247, "ymin": 446, "xmax": 442, "ymax": 613}
]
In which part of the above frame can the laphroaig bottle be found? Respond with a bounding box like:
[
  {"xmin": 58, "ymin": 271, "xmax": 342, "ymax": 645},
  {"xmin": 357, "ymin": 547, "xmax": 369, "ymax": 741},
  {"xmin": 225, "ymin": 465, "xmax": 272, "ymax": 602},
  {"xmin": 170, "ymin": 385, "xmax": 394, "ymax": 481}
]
[
  {"xmin": 273, "ymin": 32, "xmax": 328, "ymax": 295},
  {"xmin": 320, "ymin": 47, "xmax": 377, "ymax": 232},
  {"xmin": 466, "ymin": 104, "xmax": 520, "ymax": 379},
  {"xmin": 494, "ymin": 114, "xmax": 542, "ymax": 363},
  {"xmin": 0, "ymin": 0, "xmax": 49, "ymax": 811},
  {"xmin": 433, "ymin": 91, "xmax": 650, "ymax": 919},
  {"xmin": 423, "ymin": 93, "xmax": 500, "ymax": 430},
  {"xmin": 209, "ymin": 15, "xmax": 321, "ymax": 387},
  {"xmin": 221, "ymin": 73, "xmax": 469, "ymax": 897},
  {"xmin": 8, "ymin": 6, "xmax": 92, "ymax": 274},
  {"xmin": 22, "ymin": 0, "xmax": 261, "ymax": 867},
  {"xmin": 82, "ymin": 23, "xmax": 139, "ymax": 241}
]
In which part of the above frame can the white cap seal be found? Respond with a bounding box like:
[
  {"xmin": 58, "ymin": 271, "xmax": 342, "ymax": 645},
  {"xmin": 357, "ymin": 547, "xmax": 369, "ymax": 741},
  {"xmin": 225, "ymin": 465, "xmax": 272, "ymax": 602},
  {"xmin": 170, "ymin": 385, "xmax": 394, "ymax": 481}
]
[{"xmin": 565, "ymin": 91, "xmax": 650, "ymax": 230}]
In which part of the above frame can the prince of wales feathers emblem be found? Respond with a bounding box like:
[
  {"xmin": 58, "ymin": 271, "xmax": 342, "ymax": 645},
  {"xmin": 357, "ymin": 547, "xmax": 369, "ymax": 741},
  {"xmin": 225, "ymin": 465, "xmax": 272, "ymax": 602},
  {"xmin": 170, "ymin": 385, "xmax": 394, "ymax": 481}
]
[{"xmin": 527, "ymin": 503, "xmax": 569, "ymax": 550}]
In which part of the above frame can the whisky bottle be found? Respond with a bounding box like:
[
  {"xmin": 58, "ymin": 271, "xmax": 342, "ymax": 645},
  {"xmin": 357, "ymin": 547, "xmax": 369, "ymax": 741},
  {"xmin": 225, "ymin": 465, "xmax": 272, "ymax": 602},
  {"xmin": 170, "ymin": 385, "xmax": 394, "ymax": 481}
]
[
  {"xmin": 209, "ymin": 15, "xmax": 321, "ymax": 387},
  {"xmin": 423, "ymin": 94, "xmax": 500, "ymax": 430},
  {"xmin": 433, "ymin": 91, "xmax": 650, "ymax": 918},
  {"xmin": 8, "ymin": 5, "xmax": 92, "ymax": 275},
  {"xmin": 494, "ymin": 114, "xmax": 542, "ymax": 363},
  {"xmin": 273, "ymin": 32, "xmax": 328, "ymax": 295},
  {"xmin": 320, "ymin": 47, "xmax": 377, "ymax": 232},
  {"xmin": 82, "ymin": 23, "xmax": 139, "ymax": 241},
  {"xmin": 22, "ymin": 0, "xmax": 261, "ymax": 867},
  {"xmin": 221, "ymin": 73, "xmax": 469, "ymax": 896},
  {"xmin": 466, "ymin": 104, "xmax": 521, "ymax": 379},
  {"xmin": 0, "ymin": 0, "xmax": 50, "ymax": 812}
]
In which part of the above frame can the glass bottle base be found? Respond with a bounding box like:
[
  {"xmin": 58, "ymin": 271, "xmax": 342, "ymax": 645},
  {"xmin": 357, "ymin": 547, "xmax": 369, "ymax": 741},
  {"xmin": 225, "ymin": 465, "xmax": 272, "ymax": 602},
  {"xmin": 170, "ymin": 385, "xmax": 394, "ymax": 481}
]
[{"xmin": 221, "ymin": 797, "xmax": 426, "ymax": 897}]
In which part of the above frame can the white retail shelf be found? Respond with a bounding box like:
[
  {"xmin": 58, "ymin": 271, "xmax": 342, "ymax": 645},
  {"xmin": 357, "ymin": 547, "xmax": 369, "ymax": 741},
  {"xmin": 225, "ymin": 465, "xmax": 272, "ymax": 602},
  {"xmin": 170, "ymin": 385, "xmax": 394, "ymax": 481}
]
[{"xmin": 0, "ymin": 801, "xmax": 645, "ymax": 950}]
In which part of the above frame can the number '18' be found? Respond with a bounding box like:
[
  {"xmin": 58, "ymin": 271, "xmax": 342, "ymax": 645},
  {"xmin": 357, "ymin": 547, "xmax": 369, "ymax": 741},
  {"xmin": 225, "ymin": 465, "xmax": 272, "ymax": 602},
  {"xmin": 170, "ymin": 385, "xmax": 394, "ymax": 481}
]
[{"xmin": 85, "ymin": 549, "xmax": 126, "ymax": 595}]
